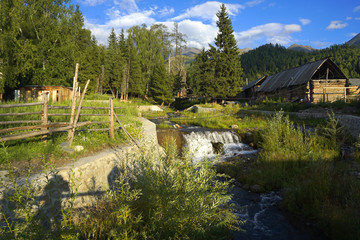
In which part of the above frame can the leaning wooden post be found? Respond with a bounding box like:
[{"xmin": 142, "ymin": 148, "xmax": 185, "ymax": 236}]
[
  {"xmin": 67, "ymin": 63, "xmax": 79, "ymax": 140},
  {"xmin": 109, "ymin": 98, "xmax": 115, "ymax": 139},
  {"xmin": 41, "ymin": 92, "xmax": 49, "ymax": 141},
  {"xmin": 68, "ymin": 80, "xmax": 90, "ymax": 147}
]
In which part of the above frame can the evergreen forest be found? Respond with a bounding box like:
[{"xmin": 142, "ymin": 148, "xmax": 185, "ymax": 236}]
[
  {"xmin": 239, "ymin": 43, "xmax": 360, "ymax": 82},
  {"xmin": 1, "ymin": 0, "xmax": 359, "ymax": 101}
]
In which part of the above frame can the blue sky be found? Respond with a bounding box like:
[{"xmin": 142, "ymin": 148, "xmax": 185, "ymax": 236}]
[{"xmin": 74, "ymin": 0, "xmax": 360, "ymax": 49}]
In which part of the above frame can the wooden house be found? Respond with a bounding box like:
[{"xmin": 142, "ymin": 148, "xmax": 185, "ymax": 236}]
[
  {"xmin": 256, "ymin": 58, "xmax": 349, "ymax": 103},
  {"xmin": 242, "ymin": 76, "xmax": 267, "ymax": 100},
  {"xmin": 349, "ymin": 79, "xmax": 360, "ymax": 95},
  {"xmin": 19, "ymin": 85, "xmax": 74, "ymax": 102}
]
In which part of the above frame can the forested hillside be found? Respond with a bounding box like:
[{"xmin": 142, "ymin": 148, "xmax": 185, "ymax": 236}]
[
  {"xmin": 241, "ymin": 43, "xmax": 360, "ymax": 82},
  {"xmin": 0, "ymin": 1, "xmax": 187, "ymax": 103}
]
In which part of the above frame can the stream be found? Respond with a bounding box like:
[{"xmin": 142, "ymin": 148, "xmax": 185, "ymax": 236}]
[{"xmin": 156, "ymin": 125, "xmax": 325, "ymax": 240}]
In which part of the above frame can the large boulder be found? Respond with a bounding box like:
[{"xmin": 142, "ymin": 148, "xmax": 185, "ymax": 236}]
[
  {"xmin": 191, "ymin": 105, "xmax": 218, "ymax": 113},
  {"xmin": 138, "ymin": 105, "xmax": 163, "ymax": 112}
]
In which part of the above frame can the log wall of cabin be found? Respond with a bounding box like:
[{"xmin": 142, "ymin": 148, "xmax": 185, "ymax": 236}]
[{"xmin": 310, "ymin": 79, "xmax": 347, "ymax": 103}]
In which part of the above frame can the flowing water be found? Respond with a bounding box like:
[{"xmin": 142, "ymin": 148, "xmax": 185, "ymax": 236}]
[{"xmin": 157, "ymin": 127, "xmax": 325, "ymax": 240}]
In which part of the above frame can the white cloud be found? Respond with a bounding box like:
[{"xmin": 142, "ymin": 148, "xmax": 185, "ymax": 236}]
[
  {"xmin": 171, "ymin": 1, "xmax": 244, "ymax": 22},
  {"xmin": 348, "ymin": 33, "xmax": 358, "ymax": 37},
  {"xmin": 113, "ymin": 0, "xmax": 139, "ymax": 13},
  {"xmin": 81, "ymin": 0, "xmax": 106, "ymax": 6},
  {"xmin": 85, "ymin": 9, "xmax": 157, "ymax": 45},
  {"xmin": 178, "ymin": 20, "xmax": 218, "ymax": 49},
  {"xmin": 159, "ymin": 7, "xmax": 175, "ymax": 16},
  {"xmin": 346, "ymin": 17, "xmax": 353, "ymax": 20},
  {"xmin": 236, "ymin": 23, "xmax": 302, "ymax": 47},
  {"xmin": 356, "ymin": 17, "xmax": 360, "ymax": 20},
  {"xmin": 299, "ymin": 18, "xmax": 311, "ymax": 25},
  {"xmin": 354, "ymin": 6, "xmax": 360, "ymax": 12},
  {"xmin": 107, "ymin": 10, "xmax": 156, "ymax": 28},
  {"xmin": 326, "ymin": 20, "xmax": 348, "ymax": 30},
  {"xmin": 245, "ymin": 0, "xmax": 264, "ymax": 7}
]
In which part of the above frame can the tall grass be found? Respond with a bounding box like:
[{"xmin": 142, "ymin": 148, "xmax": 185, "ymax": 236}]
[
  {"xmin": 217, "ymin": 112, "xmax": 360, "ymax": 239},
  {"xmin": 1, "ymin": 142, "xmax": 241, "ymax": 239},
  {"xmin": 78, "ymin": 142, "xmax": 240, "ymax": 239}
]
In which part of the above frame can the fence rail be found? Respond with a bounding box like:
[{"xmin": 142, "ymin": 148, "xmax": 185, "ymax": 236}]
[{"xmin": 0, "ymin": 91, "xmax": 123, "ymax": 145}]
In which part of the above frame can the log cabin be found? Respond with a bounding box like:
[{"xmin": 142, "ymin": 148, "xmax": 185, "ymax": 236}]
[
  {"xmin": 19, "ymin": 85, "xmax": 74, "ymax": 102},
  {"xmin": 255, "ymin": 58, "xmax": 349, "ymax": 103}
]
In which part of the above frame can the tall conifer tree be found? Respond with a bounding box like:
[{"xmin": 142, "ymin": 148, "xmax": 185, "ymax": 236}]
[{"xmin": 211, "ymin": 3, "xmax": 243, "ymax": 97}]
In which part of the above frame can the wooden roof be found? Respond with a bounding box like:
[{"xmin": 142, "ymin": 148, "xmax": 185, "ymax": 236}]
[
  {"xmin": 242, "ymin": 76, "xmax": 267, "ymax": 91},
  {"xmin": 256, "ymin": 58, "xmax": 347, "ymax": 93}
]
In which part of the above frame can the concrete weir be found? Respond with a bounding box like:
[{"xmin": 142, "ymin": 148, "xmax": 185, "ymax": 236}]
[{"xmin": 1, "ymin": 118, "xmax": 158, "ymax": 211}]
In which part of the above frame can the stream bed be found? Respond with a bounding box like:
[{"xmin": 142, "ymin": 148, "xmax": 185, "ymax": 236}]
[{"xmin": 156, "ymin": 126, "xmax": 325, "ymax": 240}]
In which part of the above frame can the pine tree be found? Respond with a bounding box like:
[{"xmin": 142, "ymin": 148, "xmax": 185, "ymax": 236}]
[
  {"xmin": 105, "ymin": 28, "xmax": 122, "ymax": 96},
  {"xmin": 212, "ymin": 3, "xmax": 243, "ymax": 97},
  {"xmin": 150, "ymin": 63, "xmax": 172, "ymax": 104},
  {"xmin": 126, "ymin": 36, "xmax": 144, "ymax": 98}
]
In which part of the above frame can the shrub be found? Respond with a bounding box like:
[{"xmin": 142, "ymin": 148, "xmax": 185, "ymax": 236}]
[{"xmin": 79, "ymin": 142, "xmax": 240, "ymax": 239}]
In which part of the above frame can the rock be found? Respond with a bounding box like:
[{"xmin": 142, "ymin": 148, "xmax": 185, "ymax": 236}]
[
  {"xmin": 250, "ymin": 184, "xmax": 263, "ymax": 193},
  {"xmin": 60, "ymin": 142, "xmax": 75, "ymax": 154},
  {"xmin": 211, "ymin": 142, "xmax": 224, "ymax": 154},
  {"xmin": 138, "ymin": 105, "xmax": 163, "ymax": 112},
  {"xmin": 231, "ymin": 125, "xmax": 238, "ymax": 129},
  {"xmin": 192, "ymin": 105, "xmax": 218, "ymax": 113},
  {"xmin": 74, "ymin": 145, "xmax": 84, "ymax": 152}
]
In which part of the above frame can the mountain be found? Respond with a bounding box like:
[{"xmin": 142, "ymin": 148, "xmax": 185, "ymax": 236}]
[
  {"xmin": 346, "ymin": 33, "xmax": 360, "ymax": 46},
  {"xmin": 182, "ymin": 47, "xmax": 201, "ymax": 58},
  {"xmin": 238, "ymin": 48, "xmax": 252, "ymax": 55},
  {"xmin": 288, "ymin": 44, "xmax": 318, "ymax": 53}
]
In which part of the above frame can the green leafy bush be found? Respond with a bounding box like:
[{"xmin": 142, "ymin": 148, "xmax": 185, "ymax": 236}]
[{"xmin": 79, "ymin": 143, "xmax": 240, "ymax": 239}]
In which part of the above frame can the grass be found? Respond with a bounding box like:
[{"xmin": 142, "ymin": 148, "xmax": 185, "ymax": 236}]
[
  {"xmin": 244, "ymin": 97, "xmax": 360, "ymax": 115},
  {"xmin": 171, "ymin": 103, "xmax": 267, "ymax": 132},
  {"xmin": 0, "ymin": 95, "xmax": 143, "ymax": 166},
  {"xmin": 217, "ymin": 112, "xmax": 360, "ymax": 239},
  {"xmin": 0, "ymin": 141, "xmax": 241, "ymax": 239}
]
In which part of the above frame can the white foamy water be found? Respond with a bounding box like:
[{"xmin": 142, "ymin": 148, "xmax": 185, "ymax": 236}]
[{"xmin": 182, "ymin": 130, "xmax": 257, "ymax": 163}]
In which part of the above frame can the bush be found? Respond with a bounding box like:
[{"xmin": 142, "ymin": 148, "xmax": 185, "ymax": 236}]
[{"xmin": 79, "ymin": 142, "xmax": 240, "ymax": 239}]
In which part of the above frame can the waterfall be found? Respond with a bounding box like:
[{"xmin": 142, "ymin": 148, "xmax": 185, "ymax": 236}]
[{"xmin": 182, "ymin": 130, "xmax": 257, "ymax": 163}]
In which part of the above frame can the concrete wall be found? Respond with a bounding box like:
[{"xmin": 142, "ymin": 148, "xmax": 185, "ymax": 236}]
[{"xmin": 0, "ymin": 118, "xmax": 159, "ymax": 224}]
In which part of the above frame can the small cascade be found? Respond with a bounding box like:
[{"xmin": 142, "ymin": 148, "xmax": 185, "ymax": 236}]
[{"xmin": 182, "ymin": 130, "xmax": 256, "ymax": 162}]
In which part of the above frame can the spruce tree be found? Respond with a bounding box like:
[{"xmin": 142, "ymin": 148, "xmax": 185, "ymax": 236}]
[
  {"xmin": 126, "ymin": 36, "xmax": 144, "ymax": 98},
  {"xmin": 212, "ymin": 3, "xmax": 243, "ymax": 97},
  {"xmin": 150, "ymin": 63, "xmax": 172, "ymax": 104}
]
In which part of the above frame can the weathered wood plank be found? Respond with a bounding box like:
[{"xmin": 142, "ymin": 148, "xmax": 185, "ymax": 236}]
[
  {"xmin": 0, "ymin": 120, "xmax": 43, "ymax": 125},
  {"xmin": 0, "ymin": 123, "xmax": 68, "ymax": 134},
  {"xmin": 0, "ymin": 112, "xmax": 42, "ymax": 116},
  {"xmin": 0, "ymin": 102, "xmax": 43, "ymax": 108},
  {"xmin": 0, "ymin": 121, "xmax": 90, "ymax": 142}
]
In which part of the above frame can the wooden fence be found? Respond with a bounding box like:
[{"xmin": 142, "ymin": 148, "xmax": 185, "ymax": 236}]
[
  {"xmin": 315, "ymin": 86, "xmax": 359, "ymax": 103},
  {"xmin": 0, "ymin": 92, "xmax": 126, "ymax": 146}
]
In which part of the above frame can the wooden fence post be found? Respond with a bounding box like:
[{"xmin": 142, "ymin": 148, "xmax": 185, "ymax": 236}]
[
  {"xmin": 67, "ymin": 64, "xmax": 79, "ymax": 140},
  {"xmin": 344, "ymin": 87, "xmax": 347, "ymax": 102},
  {"xmin": 41, "ymin": 92, "xmax": 49, "ymax": 140},
  {"xmin": 68, "ymin": 80, "xmax": 90, "ymax": 147},
  {"xmin": 109, "ymin": 97, "xmax": 115, "ymax": 139}
]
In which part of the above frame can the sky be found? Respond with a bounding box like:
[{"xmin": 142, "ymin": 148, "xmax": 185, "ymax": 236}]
[{"xmin": 74, "ymin": 0, "xmax": 360, "ymax": 50}]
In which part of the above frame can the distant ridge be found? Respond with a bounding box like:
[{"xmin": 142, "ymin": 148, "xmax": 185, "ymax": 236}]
[
  {"xmin": 346, "ymin": 33, "xmax": 360, "ymax": 46},
  {"xmin": 238, "ymin": 48, "xmax": 252, "ymax": 55},
  {"xmin": 288, "ymin": 44, "xmax": 318, "ymax": 53},
  {"xmin": 183, "ymin": 47, "xmax": 201, "ymax": 58}
]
